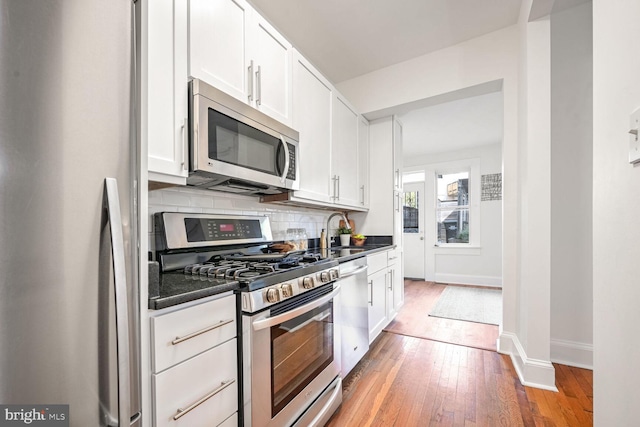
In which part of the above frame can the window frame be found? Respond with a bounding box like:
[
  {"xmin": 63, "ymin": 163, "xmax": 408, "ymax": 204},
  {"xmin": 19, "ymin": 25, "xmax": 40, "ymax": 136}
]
[{"xmin": 431, "ymin": 159, "xmax": 481, "ymax": 249}]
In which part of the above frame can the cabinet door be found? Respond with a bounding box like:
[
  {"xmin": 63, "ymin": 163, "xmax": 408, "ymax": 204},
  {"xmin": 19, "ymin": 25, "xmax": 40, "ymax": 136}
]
[
  {"xmin": 153, "ymin": 339, "xmax": 238, "ymax": 427},
  {"xmin": 145, "ymin": 0, "xmax": 188, "ymax": 184},
  {"xmin": 291, "ymin": 51, "xmax": 333, "ymax": 203},
  {"xmin": 393, "ymin": 117, "xmax": 404, "ymax": 192},
  {"xmin": 387, "ymin": 260, "xmax": 403, "ymax": 321},
  {"xmin": 368, "ymin": 269, "xmax": 388, "ymax": 344},
  {"xmin": 332, "ymin": 94, "xmax": 360, "ymax": 207},
  {"xmin": 358, "ymin": 116, "xmax": 370, "ymax": 209},
  {"xmin": 392, "ymin": 258, "xmax": 404, "ymax": 313},
  {"xmin": 248, "ymin": 13, "xmax": 293, "ymax": 126},
  {"xmin": 189, "ymin": 0, "xmax": 251, "ymax": 103}
]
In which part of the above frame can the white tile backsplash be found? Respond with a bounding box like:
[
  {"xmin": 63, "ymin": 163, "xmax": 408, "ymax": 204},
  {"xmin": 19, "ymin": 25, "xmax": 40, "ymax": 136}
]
[{"xmin": 148, "ymin": 187, "xmax": 334, "ymax": 254}]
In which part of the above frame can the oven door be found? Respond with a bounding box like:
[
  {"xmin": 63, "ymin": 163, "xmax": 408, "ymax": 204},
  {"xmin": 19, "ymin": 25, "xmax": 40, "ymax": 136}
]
[{"xmin": 243, "ymin": 283, "xmax": 342, "ymax": 427}]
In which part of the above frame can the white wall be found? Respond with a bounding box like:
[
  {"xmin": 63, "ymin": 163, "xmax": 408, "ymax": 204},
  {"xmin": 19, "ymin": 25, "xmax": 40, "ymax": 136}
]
[
  {"xmin": 405, "ymin": 144, "xmax": 503, "ymax": 287},
  {"xmin": 516, "ymin": 7, "xmax": 556, "ymax": 387},
  {"xmin": 550, "ymin": 2, "xmax": 593, "ymax": 369},
  {"xmin": 337, "ymin": 19, "xmax": 562, "ymax": 389},
  {"xmin": 593, "ymin": 0, "xmax": 640, "ymax": 424}
]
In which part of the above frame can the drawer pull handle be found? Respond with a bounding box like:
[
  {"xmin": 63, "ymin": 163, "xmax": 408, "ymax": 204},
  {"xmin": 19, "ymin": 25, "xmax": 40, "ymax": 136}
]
[
  {"xmin": 171, "ymin": 319, "xmax": 234, "ymax": 345},
  {"xmin": 173, "ymin": 379, "xmax": 235, "ymax": 420}
]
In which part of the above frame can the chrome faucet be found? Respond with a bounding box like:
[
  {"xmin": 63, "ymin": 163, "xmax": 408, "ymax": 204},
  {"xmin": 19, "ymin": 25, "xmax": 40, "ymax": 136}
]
[{"xmin": 326, "ymin": 212, "xmax": 349, "ymax": 248}]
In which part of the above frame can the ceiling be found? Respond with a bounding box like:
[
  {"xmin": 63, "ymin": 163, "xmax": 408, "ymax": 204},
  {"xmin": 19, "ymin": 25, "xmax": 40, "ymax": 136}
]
[
  {"xmin": 249, "ymin": 0, "xmax": 521, "ymax": 84},
  {"xmin": 399, "ymin": 91, "xmax": 503, "ymax": 159}
]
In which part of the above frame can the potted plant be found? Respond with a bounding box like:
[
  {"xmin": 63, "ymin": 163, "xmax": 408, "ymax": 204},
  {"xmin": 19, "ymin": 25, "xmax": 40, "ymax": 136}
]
[
  {"xmin": 351, "ymin": 233, "xmax": 367, "ymax": 246},
  {"xmin": 337, "ymin": 226, "xmax": 352, "ymax": 246}
]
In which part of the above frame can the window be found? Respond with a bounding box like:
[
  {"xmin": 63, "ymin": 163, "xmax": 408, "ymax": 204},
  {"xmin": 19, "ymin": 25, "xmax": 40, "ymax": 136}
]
[
  {"xmin": 436, "ymin": 171, "xmax": 470, "ymax": 244},
  {"xmin": 403, "ymin": 191, "xmax": 419, "ymax": 233}
]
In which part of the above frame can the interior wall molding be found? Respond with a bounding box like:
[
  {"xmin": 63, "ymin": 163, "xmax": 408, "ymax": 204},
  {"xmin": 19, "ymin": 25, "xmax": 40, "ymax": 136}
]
[
  {"xmin": 434, "ymin": 273, "xmax": 502, "ymax": 287},
  {"xmin": 550, "ymin": 338, "xmax": 593, "ymax": 370},
  {"xmin": 498, "ymin": 331, "xmax": 558, "ymax": 392}
]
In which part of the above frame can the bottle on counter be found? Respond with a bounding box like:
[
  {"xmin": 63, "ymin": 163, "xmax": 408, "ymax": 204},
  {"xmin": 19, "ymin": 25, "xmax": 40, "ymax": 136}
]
[
  {"xmin": 299, "ymin": 228, "xmax": 308, "ymax": 250},
  {"xmin": 319, "ymin": 229, "xmax": 327, "ymax": 250}
]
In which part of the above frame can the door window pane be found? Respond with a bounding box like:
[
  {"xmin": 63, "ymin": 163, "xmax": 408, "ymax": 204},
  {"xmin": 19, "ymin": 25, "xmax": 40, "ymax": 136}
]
[{"xmin": 403, "ymin": 191, "xmax": 419, "ymax": 233}]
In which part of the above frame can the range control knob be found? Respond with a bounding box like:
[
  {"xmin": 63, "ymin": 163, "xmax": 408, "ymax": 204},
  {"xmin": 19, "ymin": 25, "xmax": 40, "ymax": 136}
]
[
  {"xmin": 330, "ymin": 269, "xmax": 339, "ymax": 280},
  {"xmin": 265, "ymin": 288, "xmax": 279, "ymax": 303},
  {"xmin": 302, "ymin": 277, "xmax": 315, "ymax": 289},
  {"xmin": 281, "ymin": 283, "xmax": 294, "ymax": 297},
  {"xmin": 319, "ymin": 271, "xmax": 330, "ymax": 283}
]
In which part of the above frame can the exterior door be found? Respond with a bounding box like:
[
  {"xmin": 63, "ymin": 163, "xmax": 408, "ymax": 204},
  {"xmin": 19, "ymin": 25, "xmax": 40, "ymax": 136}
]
[{"xmin": 403, "ymin": 182, "xmax": 425, "ymax": 279}]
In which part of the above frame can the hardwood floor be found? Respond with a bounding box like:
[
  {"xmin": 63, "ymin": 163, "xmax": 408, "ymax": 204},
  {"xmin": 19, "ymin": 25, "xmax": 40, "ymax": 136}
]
[
  {"xmin": 326, "ymin": 281, "xmax": 593, "ymax": 426},
  {"xmin": 384, "ymin": 280, "xmax": 499, "ymax": 351}
]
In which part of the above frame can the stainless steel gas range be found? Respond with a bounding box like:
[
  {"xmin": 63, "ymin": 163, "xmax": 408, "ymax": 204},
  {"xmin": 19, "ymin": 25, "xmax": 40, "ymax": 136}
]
[{"xmin": 154, "ymin": 212, "xmax": 343, "ymax": 427}]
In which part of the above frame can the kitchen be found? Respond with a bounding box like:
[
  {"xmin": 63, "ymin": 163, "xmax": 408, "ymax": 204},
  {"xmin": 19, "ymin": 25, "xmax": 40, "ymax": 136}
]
[{"xmin": 0, "ymin": 0, "xmax": 635, "ymax": 426}]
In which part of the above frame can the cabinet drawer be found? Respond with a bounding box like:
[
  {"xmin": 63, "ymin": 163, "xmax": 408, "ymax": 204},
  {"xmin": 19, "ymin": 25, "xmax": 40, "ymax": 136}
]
[
  {"xmin": 153, "ymin": 339, "xmax": 238, "ymax": 427},
  {"xmin": 367, "ymin": 252, "xmax": 388, "ymax": 275},
  {"xmin": 218, "ymin": 413, "xmax": 237, "ymax": 427},
  {"xmin": 151, "ymin": 295, "xmax": 236, "ymax": 372},
  {"xmin": 387, "ymin": 248, "xmax": 400, "ymax": 265}
]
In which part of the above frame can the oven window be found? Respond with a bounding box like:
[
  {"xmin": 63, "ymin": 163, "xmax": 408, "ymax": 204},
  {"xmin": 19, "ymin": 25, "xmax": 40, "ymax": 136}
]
[
  {"xmin": 271, "ymin": 301, "xmax": 334, "ymax": 416},
  {"xmin": 208, "ymin": 108, "xmax": 283, "ymax": 176}
]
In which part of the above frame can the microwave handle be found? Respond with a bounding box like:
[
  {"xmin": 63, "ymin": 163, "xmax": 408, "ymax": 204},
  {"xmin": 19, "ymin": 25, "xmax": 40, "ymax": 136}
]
[{"xmin": 279, "ymin": 136, "xmax": 290, "ymax": 183}]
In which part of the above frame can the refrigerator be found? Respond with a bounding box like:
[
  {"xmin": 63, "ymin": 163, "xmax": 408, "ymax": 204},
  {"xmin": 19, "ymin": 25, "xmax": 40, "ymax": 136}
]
[{"xmin": 0, "ymin": 0, "xmax": 141, "ymax": 426}]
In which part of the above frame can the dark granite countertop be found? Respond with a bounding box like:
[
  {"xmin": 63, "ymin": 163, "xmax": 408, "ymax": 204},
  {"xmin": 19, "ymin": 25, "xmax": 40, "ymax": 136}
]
[
  {"xmin": 148, "ymin": 263, "xmax": 240, "ymax": 310},
  {"xmin": 147, "ymin": 235, "xmax": 395, "ymax": 309},
  {"xmin": 326, "ymin": 244, "xmax": 396, "ymax": 263}
]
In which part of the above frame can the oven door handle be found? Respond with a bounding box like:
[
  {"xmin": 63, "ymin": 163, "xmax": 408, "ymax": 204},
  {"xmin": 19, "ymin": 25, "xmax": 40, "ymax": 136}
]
[{"xmin": 252, "ymin": 285, "xmax": 341, "ymax": 331}]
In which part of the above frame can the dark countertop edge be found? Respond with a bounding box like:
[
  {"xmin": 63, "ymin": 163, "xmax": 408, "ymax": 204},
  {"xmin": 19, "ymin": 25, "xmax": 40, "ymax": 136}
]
[
  {"xmin": 148, "ymin": 243, "xmax": 396, "ymax": 310},
  {"xmin": 331, "ymin": 244, "xmax": 397, "ymax": 263},
  {"xmin": 149, "ymin": 281, "xmax": 241, "ymax": 310}
]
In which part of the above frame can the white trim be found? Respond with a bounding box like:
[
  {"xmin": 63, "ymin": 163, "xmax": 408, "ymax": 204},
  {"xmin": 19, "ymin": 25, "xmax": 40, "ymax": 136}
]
[
  {"xmin": 434, "ymin": 273, "xmax": 502, "ymax": 287},
  {"xmin": 550, "ymin": 338, "xmax": 593, "ymax": 370},
  {"xmin": 498, "ymin": 332, "xmax": 558, "ymax": 392},
  {"xmin": 434, "ymin": 245, "xmax": 481, "ymax": 255}
]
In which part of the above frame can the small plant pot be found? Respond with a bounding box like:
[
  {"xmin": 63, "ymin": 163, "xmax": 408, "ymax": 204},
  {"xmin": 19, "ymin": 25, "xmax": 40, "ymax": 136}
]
[
  {"xmin": 339, "ymin": 234, "xmax": 351, "ymax": 246},
  {"xmin": 351, "ymin": 237, "xmax": 367, "ymax": 246}
]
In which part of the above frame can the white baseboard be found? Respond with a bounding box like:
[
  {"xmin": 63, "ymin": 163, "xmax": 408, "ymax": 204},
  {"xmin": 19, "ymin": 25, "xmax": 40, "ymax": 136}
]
[
  {"xmin": 498, "ymin": 332, "xmax": 558, "ymax": 391},
  {"xmin": 434, "ymin": 273, "xmax": 502, "ymax": 287},
  {"xmin": 550, "ymin": 338, "xmax": 593, "ymax": 370}
]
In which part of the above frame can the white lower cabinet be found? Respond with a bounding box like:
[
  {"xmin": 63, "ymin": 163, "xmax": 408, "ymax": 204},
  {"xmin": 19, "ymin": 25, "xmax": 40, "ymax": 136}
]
[
  {"xmin": 387, "ymin": 250, "xmax": 404, "ymax": 320},
  {"xmin": 153, "ymin": 339, "xmax": 238, "ymax": 427},
  {"xmin": 367, "ymin": 249, "xmax": 404, "ymax": 344},
  {"xmin": 150, "ymin": 293, "xmax": 238, "ymax": 427},
  {"xmin": 367, "ymin": 267, "xmax": 388, "ymax": 344}
]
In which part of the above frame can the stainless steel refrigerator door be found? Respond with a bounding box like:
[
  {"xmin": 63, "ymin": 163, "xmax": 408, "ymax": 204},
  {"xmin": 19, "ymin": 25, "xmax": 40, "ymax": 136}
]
[{"xmin": 0, "ymin": 0, "xmax": 140, "ymax": 426}]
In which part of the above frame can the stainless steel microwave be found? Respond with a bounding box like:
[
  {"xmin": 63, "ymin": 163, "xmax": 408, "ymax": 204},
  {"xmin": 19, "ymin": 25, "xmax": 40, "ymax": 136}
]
[{"xmin": 187, "ymin": 79, "xmax": 299, "ymax": 195}]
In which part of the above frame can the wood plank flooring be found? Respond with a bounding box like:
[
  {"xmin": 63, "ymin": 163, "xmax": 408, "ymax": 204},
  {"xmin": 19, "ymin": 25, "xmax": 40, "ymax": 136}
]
[
  {"xmin": 327, "ymin": 281, "xmax": 593, "ymax": 427},
  {"xmin": 384, "ymin": 280, "xmax": 499, "ymax": 351}
]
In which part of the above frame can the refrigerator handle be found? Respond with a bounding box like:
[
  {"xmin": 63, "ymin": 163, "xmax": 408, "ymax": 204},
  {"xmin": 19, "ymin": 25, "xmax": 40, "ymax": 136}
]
[{"xmin": 105, "ymin": 178, "xmax": 132, "ymax": 427}]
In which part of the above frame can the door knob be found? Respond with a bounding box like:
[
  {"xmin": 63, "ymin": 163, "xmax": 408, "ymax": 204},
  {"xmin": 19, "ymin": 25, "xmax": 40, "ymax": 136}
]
[{"xmin": 420, "ymin": 237, "xmax": 424, "ymax": 240}]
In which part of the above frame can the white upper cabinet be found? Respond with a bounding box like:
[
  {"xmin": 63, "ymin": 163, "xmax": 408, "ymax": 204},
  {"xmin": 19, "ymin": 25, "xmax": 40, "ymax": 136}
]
[
  {"xmin": 248, "ymin": 14, "xmax": 293, "ymax": 125},
  {"xmin": 358, "ymin": 116, "xmax": 370, "ymax": 209},
  {"xmin": 291, "ymin": 51, "xmax": 333, "ymax": 203},
  {"xmin": 188, "ymin": 0, "xmax": 250, "ymax": 102},
  {"xmin": 142, "ymin": 0, "xmax": 189, "ymax": 185},
  {"xmin": 189, "ymin": 0, "xmax": 293, "ymax": 126},
  {"xmin": 266, "ymin": 51, "xmax": 369, "ymax": 211},
  {"xmin": 393, "ymin": 117, "xmax": 404, "ymax": 192},
  {"xmin": 331, "ymin": 94, "xmax": 360, "ymax": 208}
]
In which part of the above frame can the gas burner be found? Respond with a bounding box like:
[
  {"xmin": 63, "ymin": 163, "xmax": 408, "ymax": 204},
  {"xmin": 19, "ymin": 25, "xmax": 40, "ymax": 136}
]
[{"xmin": 301, "ymin": 253, "xmax": 322, "ymax": 263}]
